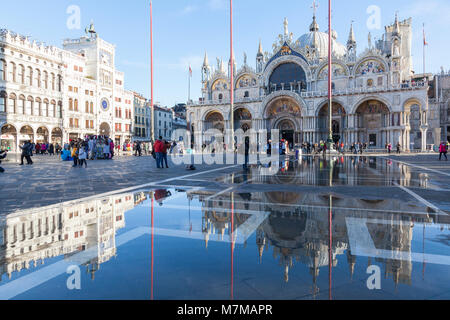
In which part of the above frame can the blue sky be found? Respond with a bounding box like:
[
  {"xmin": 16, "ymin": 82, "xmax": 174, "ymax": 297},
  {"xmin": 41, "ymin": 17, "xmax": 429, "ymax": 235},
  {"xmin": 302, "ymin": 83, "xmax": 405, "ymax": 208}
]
[{"xmin": 1, "ymin": 0, "xmax": 449, "ymax": 107}]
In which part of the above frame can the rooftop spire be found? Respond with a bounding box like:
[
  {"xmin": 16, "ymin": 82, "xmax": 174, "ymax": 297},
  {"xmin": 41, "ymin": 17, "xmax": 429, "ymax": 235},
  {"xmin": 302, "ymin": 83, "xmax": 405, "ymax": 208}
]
[
  {"xmin": 310, "ymin": 16, "xmax": 320, "ymax": 32},
  {"xmin": 394, "ymin": 12, "xmax": 400, "ymax": 34},
  {"xmin": 257, "ymin": 39, "xmax": 263, "ymax": 56},
  {"xmin": 348, "ymin": 21, "xmax": 356, "ymax": 44},
  {"xmin": 203, "ymin": 51, "xmax": 209, "ymax": 67},
  {"xmin": 310, "ymin": 0, "xmax": 320, "ymax": 32}
]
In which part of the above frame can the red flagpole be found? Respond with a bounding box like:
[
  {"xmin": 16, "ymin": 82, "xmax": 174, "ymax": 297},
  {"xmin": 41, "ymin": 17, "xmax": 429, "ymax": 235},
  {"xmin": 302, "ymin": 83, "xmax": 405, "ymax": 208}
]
[
  {"xmin": 230, "ymin": 0, "xmax": 234, "ymax": 149},
  {"xmin": 327, "ymin": 0, "xmax": 333, "ymax": 146},
  {"xmin": 151, "ymin": 192, "xmax": 154, "ymax": 300},
  {"xmin": 150, "ymin": 1, "xmax": 155, "ymax": 141},
  {"xmin": 231, "ymin": 193, "xmax": 234, "ymax": 300}
]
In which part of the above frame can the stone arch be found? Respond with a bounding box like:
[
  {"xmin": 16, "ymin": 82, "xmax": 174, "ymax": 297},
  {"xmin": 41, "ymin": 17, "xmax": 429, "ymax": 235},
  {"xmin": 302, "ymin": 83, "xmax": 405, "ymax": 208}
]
[
  {"xmin": 262, "ymin": 91, "xmax": 307, "ymax": 118},
  {"xmin": 353, "ymin": 56, "xmax": 388, "ymax": 77},
  {"xmin": 315, "ymin": 98, "xmax": 347, "ymax": 117},
  {"xmin": 314, "ymin": 60, "xmax": 350, "ymax": 80},
  {"xmin": 1, "ymin": 123, "xmax": 18, "ymax": 152},
  {"xmin": 36, "ymin": 126, "xmax": 50, "ymax": 143},
  {"xmin": 402, "ymin": 97, "xmax": 425, "ymax": 112},
  {"xmin": 234, "ymin": 107, "xmax": 252, "ymax": 132},
  {"xmin": 263, "ymin": 55, "xmax": 312, "ymax": 87},
  {"xmin": 19, "ymin": 125, "xmax": 35, "ymax": 143},
  {"xmin": 235, "ymin": 72, "xmax": 257, "ymax": 88},
  {"xmin": 211, "ymin": 78, "xmax": 229, "ymax": 91},
  {"xmin": 99, "ymin": 122, "xmax": 111, "ymax": 136},
  {"xmin": 351, "ymin": 95, "xmax": 392, "ymax": 114},
  {"xmin": 204, "ymin": 110, "xmax": 225, "ymax": 133},
  {"xmin": 353, "ymin": 98, "xmax": 391, "ymax": 148},
  {"xmin": 51, "ymin": 127, "xmax": 63, "ymax": 144}
]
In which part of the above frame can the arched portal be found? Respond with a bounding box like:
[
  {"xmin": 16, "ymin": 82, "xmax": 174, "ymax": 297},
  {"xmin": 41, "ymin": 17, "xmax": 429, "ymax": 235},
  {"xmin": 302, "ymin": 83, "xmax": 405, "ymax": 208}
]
[
  {"xmin": 276, "ymin": 119, "xmax": 296, "ymax": 147},
  {"xmin": 204, "ymin": 111, "xmax": 225, "ymax": 133},
  {"xmin": 269, "ymin": 62, "xmax": 307, "ymax": 93},
  {"xmin": 19, "ymin": 125, "xmax": 34, "ymax": 145},
  {"xmin": 100, "ymin": 122, "xmax": 111, "ymax": 136},
  {"xmin": 355, "ymin": 100, "xmax": 390, "ymax": 148},
  {"xmin": 265, "ymin": 97, "xmax": 302, "ymax": 145},
  {"xmin": 51, "ymin": 127, "xmax": 63, "ymax": 144},
  {"xmin": 36, "ymin": 126, "xmax": 49, "ymax": 144},
  {"xmin": 234, "ymin": 108, "xmax": 252, "ymax": 132},
  {"xmin": 1, "ymin": 124, "xmax": 17, "ymax": 152},
  {"xmin": 318, "ymin": 102, "xmax": 346, "ymax": 143}
]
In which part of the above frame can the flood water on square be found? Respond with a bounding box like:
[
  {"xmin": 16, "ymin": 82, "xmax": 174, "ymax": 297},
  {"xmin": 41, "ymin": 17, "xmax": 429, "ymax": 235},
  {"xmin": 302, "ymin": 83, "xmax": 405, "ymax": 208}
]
[{"xmin": 1, "ymin": 157, "xmax": 450, "ymax": 300}]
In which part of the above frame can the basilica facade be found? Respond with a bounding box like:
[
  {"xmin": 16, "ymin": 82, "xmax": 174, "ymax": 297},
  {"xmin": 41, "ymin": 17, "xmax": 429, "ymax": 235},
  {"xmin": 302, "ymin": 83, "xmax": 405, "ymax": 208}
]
[{"xmin": 187, "ymin": 13, "xmax": 436, "ymax": 151}]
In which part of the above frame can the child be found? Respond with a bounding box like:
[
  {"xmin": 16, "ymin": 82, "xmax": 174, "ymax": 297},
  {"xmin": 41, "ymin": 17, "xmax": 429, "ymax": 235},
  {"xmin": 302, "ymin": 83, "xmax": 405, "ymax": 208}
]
[{"xmin": 78, "ymin": 146, "xmax": 88, "ymax": 168}]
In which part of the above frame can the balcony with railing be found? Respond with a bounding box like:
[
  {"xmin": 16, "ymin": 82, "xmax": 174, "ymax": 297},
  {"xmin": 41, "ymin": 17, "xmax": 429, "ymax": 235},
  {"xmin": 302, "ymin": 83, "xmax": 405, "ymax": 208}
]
[{"xmin": 188, "ymin": 81, "xmax": 428, "ymax": 107}]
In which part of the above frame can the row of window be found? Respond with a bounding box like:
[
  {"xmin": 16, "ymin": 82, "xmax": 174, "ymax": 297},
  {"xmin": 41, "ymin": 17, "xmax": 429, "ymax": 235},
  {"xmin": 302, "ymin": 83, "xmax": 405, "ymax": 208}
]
[
  {"xmin": 115, "ymin": 107, "xmax": 132, "ymax": 119},
  {"xmin": 68, "ymin": 98, "xmax": 95, "ymax": 114},
  {"xmin": 114, "ymin": 123, "xmax": 131, "ymax": 132},
  {"xmin": 0, "ymin": 59, "xmax": 62, "ymax": 91},
  {"xmin": 68, "ymin": 119, "xmax": 95, "ymax": 129},
  {"xmin": 0, "ymin": 92, "xmax": 62, "ymax": 117}
]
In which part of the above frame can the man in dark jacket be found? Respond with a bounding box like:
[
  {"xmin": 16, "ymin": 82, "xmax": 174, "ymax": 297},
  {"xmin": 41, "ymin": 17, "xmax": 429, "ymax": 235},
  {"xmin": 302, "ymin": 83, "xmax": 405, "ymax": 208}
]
[
  {"xmin": 19, "ymin": 141, "xmax": 33, "ymax": 165},
  {"xmin": 0, "ymin": 150, "xmax": 6, "ymax": 173}
]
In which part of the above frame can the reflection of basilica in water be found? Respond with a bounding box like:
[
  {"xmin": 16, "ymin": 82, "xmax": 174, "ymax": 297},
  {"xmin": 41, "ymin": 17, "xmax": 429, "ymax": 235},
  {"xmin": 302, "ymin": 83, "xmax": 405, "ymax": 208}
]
[
  {"xmin": 248, "ymin": 156, "xmax": 432, "ymax": 189},
  {"xmin": 191, "ymin": 179, "xmax": 449, "ymax": 293},
  {"xmin": 0, "ymin": 192, "xmax": 141, "ymax": 280}
]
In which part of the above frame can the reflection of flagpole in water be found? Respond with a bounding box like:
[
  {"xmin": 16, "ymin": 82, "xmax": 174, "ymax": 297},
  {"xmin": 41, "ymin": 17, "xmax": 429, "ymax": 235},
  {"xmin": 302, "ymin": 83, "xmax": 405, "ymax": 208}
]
[
  {"xmin": 329, "ymin": 195, "xmax": 333, "ymax": 300},
  {"xmin": 231, "ymin": 192, "xmax": 235, "ymax": 300},
  {"xmin": 189, "ymin": 197, "xmax": 192, "ymax": 233},
  {"xmin": 423, "ymin": 223, "xmax": 426, "ymax": 280},
  {"xmin": 151, "ymin": 191, "xmax": 154, "ymax": 300}
]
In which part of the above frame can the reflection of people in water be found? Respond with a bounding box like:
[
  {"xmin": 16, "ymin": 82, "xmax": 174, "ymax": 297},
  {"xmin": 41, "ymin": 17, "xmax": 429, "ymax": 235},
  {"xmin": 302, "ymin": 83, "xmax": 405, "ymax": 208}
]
[{"xmin": 154, "ymin": 189, "xmax": 172, "ymax": 206}]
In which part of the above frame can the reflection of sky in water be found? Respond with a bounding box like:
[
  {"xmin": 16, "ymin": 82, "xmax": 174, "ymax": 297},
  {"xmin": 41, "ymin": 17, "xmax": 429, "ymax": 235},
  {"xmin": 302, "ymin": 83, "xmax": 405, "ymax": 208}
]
[{"xmin": 1, "ymin": 184, "xmax": 450, "ymax": 300}]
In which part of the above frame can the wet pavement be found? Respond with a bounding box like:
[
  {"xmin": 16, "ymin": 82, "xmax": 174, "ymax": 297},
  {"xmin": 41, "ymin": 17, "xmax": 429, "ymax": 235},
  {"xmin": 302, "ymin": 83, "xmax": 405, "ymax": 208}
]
[{"xmin": 0, "ymin": 155, "xmax": 449, "ymax": 300}]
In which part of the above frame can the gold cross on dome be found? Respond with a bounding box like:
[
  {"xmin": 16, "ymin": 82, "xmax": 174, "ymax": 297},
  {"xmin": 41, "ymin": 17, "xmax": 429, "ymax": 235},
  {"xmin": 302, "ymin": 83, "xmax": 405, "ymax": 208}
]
[{"xmin": 311, "ymin": 0, "xmax": 319, "ymax": 17}]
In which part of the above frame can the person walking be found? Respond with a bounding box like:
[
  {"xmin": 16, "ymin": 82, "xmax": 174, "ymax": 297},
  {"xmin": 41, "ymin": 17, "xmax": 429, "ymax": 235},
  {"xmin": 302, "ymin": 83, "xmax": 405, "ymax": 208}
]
[
  {"xmin": 135, "ymin": 141, "xmax": 142, "ymax": 157},
  {"xmin": 78, "ymin": 144, "xmax": 88, "ymax": 168},
  {"xmin": 109, "ymin": 139, "xmax": 115, "ymax": 159},
  {"xmin": 0, "ymin": 150, "xmax": 7, "ymax": 173},
  {"xmin": 439, "ymin": 142, "xmax": 448, "ymax": 161},
  {"xmin": 41, "ymin": 143, "xmax": 47, "ymax": 155},
  {"xmin": 243, "ymin": 136, "xmax": 250, "ymax": 170},
  {"xmin": 48, "ymin": 143, "xmax": 55, "ymax": 156},
  {"xmin": 103, "ymin": 140, "xmax": 111, "ymax": 159},
  {"xmin": 153, "ymin": 137, "xmax": 163, "ymax": 168},
  {"xmin": 71, "ymin": 143, "xmax": 79, "ymax": 167},
  {"xmin": 19, "ymin": 141, "xmax": 33, "ymax": 165},
  {"xmin": 161, "ymin": 140, "xmax": 170, "ymax": 169},
  {"xmin": 396, "ymin": 142, "xmax": 401, "ymax": 154}
]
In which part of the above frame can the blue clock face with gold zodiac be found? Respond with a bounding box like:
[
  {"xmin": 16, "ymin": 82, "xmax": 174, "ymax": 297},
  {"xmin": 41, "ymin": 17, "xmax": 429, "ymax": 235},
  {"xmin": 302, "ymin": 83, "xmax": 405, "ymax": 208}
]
[{"xmin": 101, "ymin": 98, "xmax": 109, "ymax": 111}]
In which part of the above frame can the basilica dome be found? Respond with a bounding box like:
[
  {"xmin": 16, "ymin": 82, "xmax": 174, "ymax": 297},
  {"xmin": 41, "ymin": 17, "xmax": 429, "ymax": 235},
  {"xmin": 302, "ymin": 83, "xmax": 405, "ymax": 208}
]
[{"xmin": 296, "ymin": 16, "xmax": 347, "ymax": 59}]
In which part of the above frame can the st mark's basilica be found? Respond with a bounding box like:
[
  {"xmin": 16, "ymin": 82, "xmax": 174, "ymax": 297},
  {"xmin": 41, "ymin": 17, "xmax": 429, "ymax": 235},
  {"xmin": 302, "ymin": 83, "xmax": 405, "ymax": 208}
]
[{"xmin": 187, "ymin": 10, "xmax": 437, "ymax": 151}]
